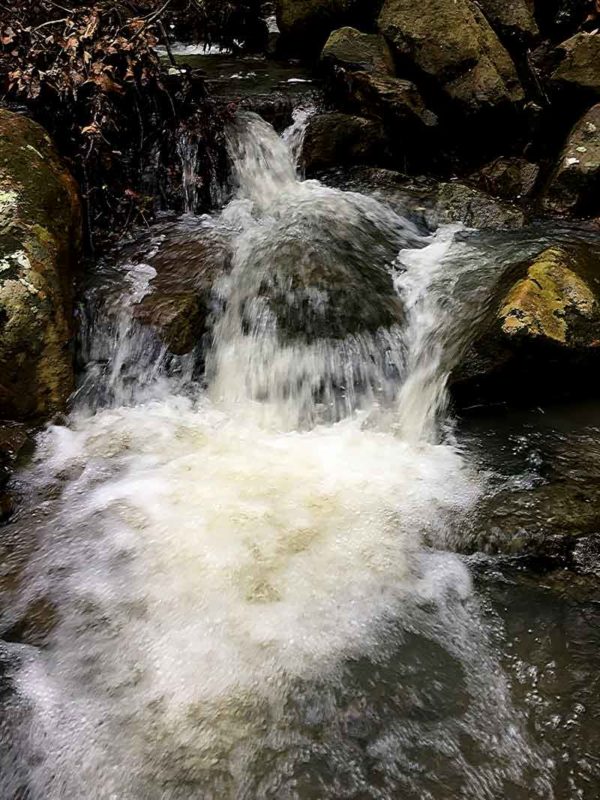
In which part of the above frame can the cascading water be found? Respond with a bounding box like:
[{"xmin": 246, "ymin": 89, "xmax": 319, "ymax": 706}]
[{"xmin": 0, "ymin": 112, "xmax": 556, "ymax": 799}]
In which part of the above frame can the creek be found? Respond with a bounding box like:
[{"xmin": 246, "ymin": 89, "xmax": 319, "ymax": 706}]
[{"xmin": 0, "ymin": 104, "xmax": 599, "ymax": 800}]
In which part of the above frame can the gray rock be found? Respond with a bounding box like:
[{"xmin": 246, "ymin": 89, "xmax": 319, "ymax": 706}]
[
  {"xmin": 552, "ymin": 33, "xmax": 600, "ymax": 98},
  {"xmin": 435, "ymin": 182, "xmax": 525, "ymax": 228},
  {"xmin": 301, "ymin": 112, "xmax": 389, "ymax": 174}
]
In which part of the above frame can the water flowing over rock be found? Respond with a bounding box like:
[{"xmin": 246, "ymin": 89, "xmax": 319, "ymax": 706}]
[
  {"xmin": 0, "ymin": 107, "xmax": 596, "ymax": 800},
  {"xmin": 0, "ymin": 110, "xmax": 81, "ymax": 421},
  {"xmin": 543, "ymin": 103, "xmax": 600, "ymax": 217}
]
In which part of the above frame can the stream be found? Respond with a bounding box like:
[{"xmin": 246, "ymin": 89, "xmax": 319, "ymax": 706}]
[{"xmin": 0, "ymin": 101, "xmax": 599, "ymax": 799}]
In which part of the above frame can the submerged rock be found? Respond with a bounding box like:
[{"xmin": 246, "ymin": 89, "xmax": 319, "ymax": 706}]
[
  {"xmin": 302, "ymin": 112, "xmax": 389, "ymax": 173},
  {"xmin": 0, "ymin": 110, "xmax": 81, "ymax": 421},
  {"xmin": 435, "ymin": 183, "xmax": 525, "ymax": 228},
  {"xmin": 543, "ymin": 103, "xmax": 600, "ymax": 217},
  {"xmin": 377, "ymin": 0, "xmax": 524, "ymax": 114}
]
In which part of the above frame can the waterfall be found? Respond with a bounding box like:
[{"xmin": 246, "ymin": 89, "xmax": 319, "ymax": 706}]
[{"xmin": 0, "ymin": 112, "xmax": 551, "ymax": 799}]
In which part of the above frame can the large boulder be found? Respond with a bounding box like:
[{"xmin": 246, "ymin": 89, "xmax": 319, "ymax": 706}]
[
  {"xmin": 321, "ymin": 28, "xmax": 437, "ymax": 131},
  {"xmin": 377, "ymin": 0, "xmax": 524, "ymax": 114},
  {"xmin": 453, "ymin": 244, "xmax": 600, "ymax": 401},
  {"xmin": 477, "ymin": 0, "xmax": 539, "ymax": 46},
  {"xmin": 301, "ymin": 112, "xmax": 389, "ymax": 173},
  {"xmin": 0, "ymin": 110, "xmax": 81, "ymax": 421},
  {"xmin": 551, "ymin": 33, "xmax": 600, "ymax": 98},
  {"xmin": 543, "ymin": 103, "xmax": 600, "ymax": 217},
  {"xmin": 276, "ymin": 0, "xmax": 379, "ymax": 54}
]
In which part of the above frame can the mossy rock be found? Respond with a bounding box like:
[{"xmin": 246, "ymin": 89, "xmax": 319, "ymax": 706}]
[
  {"xmin": 377, "ymin": 0, "xmax": 524, "ymax": 113},
  {"xmin": 0, "ymin": 109, "xmax": 81, "ymax": 421},
  {"xmin": 452, "ymin": 243, "xmax": 600, "ymax": 403}
]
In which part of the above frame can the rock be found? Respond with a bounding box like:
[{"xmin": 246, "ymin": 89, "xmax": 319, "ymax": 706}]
[
  {"xmin": 0, "ymin": 422, "xmax": 28, "ymax": 523},
  {"xmin": 0, "ymin": 110, "xmax": 81, "ymax": 421},
  {"xmin": 474, "ymin": 156, "xmax": 539, "ymax": 200},
  {"xmin": 301, "ymin": 112, "xmax": 389, "ymax": 173},
  {"xmin": 453, "ymin": 244, "xmax": 600, "ymax": 402},
  {"xmin": 551, "ymin": 33, "xmax": 600, "ymax": 98},
  {"xmin": 320, "ymin": 27, "xmax": 438, "ymax": 162},
  {"xmin": 377, "ymin": 0, "xmax": 524, "ymax": 114},
  {"xmin": 276, "ymin": 0, "xmax": 378, "ymax": 54},
  {"xmin": 477, "ymin": 0, "xmax": 539, "ymax": 46},
  {"xmin": 132, "ymin": 220, "xmax": 232, "ymax": 355},
  {"xmin": 435, "ymin": 182, "xmax": 525, "ymax": 228},
  {"xmin": 321, "ymin": 26, "xmax": 395, "ymax": 74},
  {"xmin": 543, "ymin": 103, "xmax": 600, "ymax": 217},
  {"xmin": 498, "ymin": 247, "xmax": 597, "ymax": 345}
]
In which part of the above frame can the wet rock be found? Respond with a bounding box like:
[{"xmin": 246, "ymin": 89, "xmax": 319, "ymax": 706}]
[
  {"xmin": 498, "ymin": 247, "xmax": 597, "ymax": 346},
  {"xmin": 321, "ymin": 26, "xmax": 395, "ymax": 74},
  {"xmin": 543, "ymin": 103, "xmax": 600, "ymax": 217},
  {"xmin": 377, "ymin": 0, "xmax": 524, "ymax": 114},
  {"xmin": 551, "ymin": 33, "xmax": 600, "ymax": 98},
  {"xmin": 466, "ymin": 481, "xmax": 600, "ymax": 564},
  {"xmin": 301, "ymin": 112, "xmax": 389, "ymax": 173},
  {"xmin": 0, "ymin": 422, "xmax": 28, "ymax": 523},
  {"xmin": 320, "ymin": 27, "xmax": 437, "ymax": 163},
  {"xmin": 453, "ymin": 244, "xmax": 600, "ymax": 401},
  {"xmin": 0, "ymin": 110, "xmax": 81, "ymax": 421},
  {"xmin": 477, "ymin": 0, "xmax": 539, "ymax": 46},
  {"xmin": 276, "ymin": 0, "xmax": 379, "ymax": 54},
  {"xmin": 473, "ymin": 156, "xmax": 540, "ymax": 200},
  {"xmin": 435, "ymin": 183, "xmax": 525, "ymax": 228},
  {"xmin": 133, "ymin": 221, "xmax": 232, "ymax": 355}
]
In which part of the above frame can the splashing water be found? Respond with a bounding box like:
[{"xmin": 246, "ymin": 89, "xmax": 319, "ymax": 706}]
[{"xmin": 0, "ymin": 113, "xmax": 553, "ymax": 798}]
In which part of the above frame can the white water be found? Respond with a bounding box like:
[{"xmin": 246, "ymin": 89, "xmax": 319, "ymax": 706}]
[{"xmin": 0, "ymin": 114, "xmax": 550, "ymax": 798}]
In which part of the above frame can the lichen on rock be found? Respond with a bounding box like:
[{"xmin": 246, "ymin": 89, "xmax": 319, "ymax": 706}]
[{"xmin": 0, "ymin": 109, "xmax": 81, "ymax": 421}]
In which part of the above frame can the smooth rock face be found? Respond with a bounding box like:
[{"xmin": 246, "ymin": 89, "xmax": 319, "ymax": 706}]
[
  {"xmin": 552, "ymin": 33, "xmax": 600, "ymax": 97},
  {"xmin": 0, "ymin": 422, "xmax": 28, "ymax": 522},
  {"xmin": 0, "ymin": 110, "xmax": 81, "ymax": 421},
  {"xmin": 302, "ymin": 112, "xmax": 389, "ymax": 173},
  {"xmin": 435, "ymin": 182, "xmax": 525, "ymax": 228},
  {"xmin": 377, "ymin": 0, "xmax": 524, "ymax": 113},
  {"xmin": 543, "ymin": 103, "xmax": 600, "ymax": 217},
  {"xmin": 477, "ymin": 0, "xmax": 539, "ymax": 44}
]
